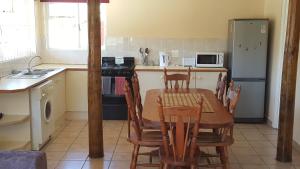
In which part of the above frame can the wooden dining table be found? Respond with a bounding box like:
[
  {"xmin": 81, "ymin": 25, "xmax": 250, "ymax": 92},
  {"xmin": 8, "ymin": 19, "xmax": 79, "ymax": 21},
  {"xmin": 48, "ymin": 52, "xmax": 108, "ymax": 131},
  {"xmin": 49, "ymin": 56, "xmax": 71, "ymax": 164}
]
[
  {"xmin": 142, "ymin": 88, "xmax": 234, "ymax": 160},
  {"xmin": 143, "ymin": 88, "xmax": 234, "ymax": 128}
]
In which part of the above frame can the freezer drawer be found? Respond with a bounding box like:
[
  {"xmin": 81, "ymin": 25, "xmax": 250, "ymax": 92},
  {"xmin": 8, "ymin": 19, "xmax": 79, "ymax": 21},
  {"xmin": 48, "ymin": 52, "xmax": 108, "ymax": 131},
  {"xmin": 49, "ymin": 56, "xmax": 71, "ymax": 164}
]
[{"xmin": 234, "ymin": 81, "xmax": 265, "ymax": 122}]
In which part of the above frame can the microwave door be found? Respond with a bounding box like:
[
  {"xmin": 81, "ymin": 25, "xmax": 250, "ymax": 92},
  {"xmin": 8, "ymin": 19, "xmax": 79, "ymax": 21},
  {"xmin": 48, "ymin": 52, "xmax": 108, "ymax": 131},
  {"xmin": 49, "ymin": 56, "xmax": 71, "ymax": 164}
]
[{"xmin": 197, "ymin": 55, "xmax": 217, "ymax": 64}]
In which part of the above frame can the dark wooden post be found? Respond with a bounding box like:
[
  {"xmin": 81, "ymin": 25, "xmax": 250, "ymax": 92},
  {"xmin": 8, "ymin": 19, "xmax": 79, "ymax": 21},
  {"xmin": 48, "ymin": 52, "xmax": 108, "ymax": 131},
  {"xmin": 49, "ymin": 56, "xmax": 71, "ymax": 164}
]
[
  {"xmin": 87, "ymin": 0, "xmax": 104, "ymax": 158},
  {"xmin": 276, "ymin": 0, "xmax": 300, "ymax": 162}
]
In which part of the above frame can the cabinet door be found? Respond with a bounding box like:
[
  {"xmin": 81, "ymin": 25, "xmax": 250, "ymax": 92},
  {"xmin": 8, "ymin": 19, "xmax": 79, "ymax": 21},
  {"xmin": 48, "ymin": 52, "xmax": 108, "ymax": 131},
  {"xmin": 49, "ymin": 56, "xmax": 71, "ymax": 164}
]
[
  {"xmin": 195, "ymin": 72, "xmax": 226, "ymax": 92},
  {"xmin": 52, "ymin": 72, "xmax": 66, "ymax": 123},
  {"xmin": 66, "ymin": 71, "xmax": 88, "ymax": 112},
  {"xmin": 136, "ymin": 71, "xmax": 164, "ymax": 104}
]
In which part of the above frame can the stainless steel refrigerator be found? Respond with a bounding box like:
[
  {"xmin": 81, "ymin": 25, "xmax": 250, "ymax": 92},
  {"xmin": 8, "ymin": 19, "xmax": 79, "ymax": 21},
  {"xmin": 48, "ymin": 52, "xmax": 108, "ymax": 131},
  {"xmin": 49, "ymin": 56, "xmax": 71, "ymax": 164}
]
[{"xmin": 228, "ymin": 19, "xmax": 269, "ymax": 122}]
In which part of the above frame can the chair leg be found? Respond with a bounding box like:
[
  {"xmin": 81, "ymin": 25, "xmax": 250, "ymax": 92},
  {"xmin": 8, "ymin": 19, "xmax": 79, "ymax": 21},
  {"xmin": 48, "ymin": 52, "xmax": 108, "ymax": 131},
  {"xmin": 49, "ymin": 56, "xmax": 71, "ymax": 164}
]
[
  {"xmin": 159, "ymin": 161, "xmax": 164, "ymax": 169},
  {"xmin": 130, "ymin": 145, "xmax": 140, "ymax": 169},
  {"xmin": 219, "ymin": 146, "xmax": 229, "ymax": 169}
]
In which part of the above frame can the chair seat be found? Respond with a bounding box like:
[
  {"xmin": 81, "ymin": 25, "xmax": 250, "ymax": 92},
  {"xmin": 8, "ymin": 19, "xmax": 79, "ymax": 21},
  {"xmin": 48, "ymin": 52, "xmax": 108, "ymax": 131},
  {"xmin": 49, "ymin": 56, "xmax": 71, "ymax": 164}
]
[
  {"xmin": 197, "ymin": 132, "xmax": 234, "ymax": 146},
  {"xmin": 142, "ymin": 118, "xmax": 161, "ymax": 129},
  {"xmin": 129, "ymin": 130, "xmax": 163, "ymax": 146}
]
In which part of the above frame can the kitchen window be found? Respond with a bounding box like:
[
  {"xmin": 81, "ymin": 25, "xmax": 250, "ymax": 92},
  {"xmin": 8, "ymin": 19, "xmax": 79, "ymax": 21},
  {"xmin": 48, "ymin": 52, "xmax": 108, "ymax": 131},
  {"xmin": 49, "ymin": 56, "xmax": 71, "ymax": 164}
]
[
  {"xmin": 44, "ymin": 3, "xmax": 106, "ymax": 50},
  {"xmin": 0, "ymin": 0, "xmax": 36, "ymax": 62}
]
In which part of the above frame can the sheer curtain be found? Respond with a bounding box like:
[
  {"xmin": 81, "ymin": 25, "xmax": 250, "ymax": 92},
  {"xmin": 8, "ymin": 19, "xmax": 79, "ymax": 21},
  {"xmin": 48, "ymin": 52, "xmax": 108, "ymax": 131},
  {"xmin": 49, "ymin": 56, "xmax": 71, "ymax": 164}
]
[{"xmin": 0, "ymin": 0, "xmax": 36, "ymax": 62}]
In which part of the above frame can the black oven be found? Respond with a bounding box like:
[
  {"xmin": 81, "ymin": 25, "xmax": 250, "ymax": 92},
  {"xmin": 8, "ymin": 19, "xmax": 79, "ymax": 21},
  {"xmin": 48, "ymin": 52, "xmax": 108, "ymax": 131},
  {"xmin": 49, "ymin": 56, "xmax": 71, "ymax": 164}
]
[{"xmin": 101, "ymin": 57, "xmax": 135, "ymax": 120}]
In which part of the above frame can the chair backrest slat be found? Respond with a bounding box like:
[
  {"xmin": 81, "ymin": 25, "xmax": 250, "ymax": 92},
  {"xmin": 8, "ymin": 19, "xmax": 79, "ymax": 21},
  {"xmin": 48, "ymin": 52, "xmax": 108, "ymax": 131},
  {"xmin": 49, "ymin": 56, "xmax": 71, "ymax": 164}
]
[
  {"xmin": 164, "ymin": 68, "xmax": 191, "ymax": 90},
  {"xmin": 132, "ymin": 72, "xmax": 144, "ymax": 126},
  {"xmin": 124, "ymin": 81, "xmax": 142, "ymax": 140},
  {"xmin": 226, "ymin": 80, "xmax": 241, "ymax": 116},
  {"xmin": 215, "ymin": 73, "xmax": 227, "ymax": 104},
  {"xmin": 157, "ymin": 96, "xmax": 203, "ymax": 162}
]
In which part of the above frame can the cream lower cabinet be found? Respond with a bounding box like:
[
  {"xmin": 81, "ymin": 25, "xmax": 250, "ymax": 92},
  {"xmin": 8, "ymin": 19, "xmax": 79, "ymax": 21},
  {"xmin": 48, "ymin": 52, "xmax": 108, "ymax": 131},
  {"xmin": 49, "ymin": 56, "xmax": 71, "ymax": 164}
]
[
  {"xmin": 52, "ymin": 72, "xmax": 66, "ymax": 130},
  {"xmin": 136, "ymin": 70, "xmax": 226, "ymax": 104},
  {"xmin": 195, "ymin": 72, "xmax": 226, "ymax": 92},
  {"xmin": 66, "ymin": 71, "xmax": 88, "ymax": 112},
  {"xmin": 136, "ymin": 71, "xmax": 197, "ymax": 104},
  {"xmin": 136, "ymin": 71, "xmax": 164, "ymax": 104}
]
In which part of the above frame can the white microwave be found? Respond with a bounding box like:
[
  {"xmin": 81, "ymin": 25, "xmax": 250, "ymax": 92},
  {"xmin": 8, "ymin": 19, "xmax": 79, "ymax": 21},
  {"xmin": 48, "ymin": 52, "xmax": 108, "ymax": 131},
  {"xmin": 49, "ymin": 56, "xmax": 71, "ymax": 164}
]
[{"xmin": 196, "ymin": 52, "xmax": 224, "ymax": 67}]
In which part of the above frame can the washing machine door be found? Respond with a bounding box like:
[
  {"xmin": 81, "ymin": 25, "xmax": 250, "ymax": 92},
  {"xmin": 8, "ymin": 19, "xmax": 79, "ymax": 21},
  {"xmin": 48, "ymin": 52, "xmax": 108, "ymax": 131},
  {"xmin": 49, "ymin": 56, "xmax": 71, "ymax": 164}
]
[{"xmin": 43, "ymin": 98, "xmax": 52, "ymax": 123}]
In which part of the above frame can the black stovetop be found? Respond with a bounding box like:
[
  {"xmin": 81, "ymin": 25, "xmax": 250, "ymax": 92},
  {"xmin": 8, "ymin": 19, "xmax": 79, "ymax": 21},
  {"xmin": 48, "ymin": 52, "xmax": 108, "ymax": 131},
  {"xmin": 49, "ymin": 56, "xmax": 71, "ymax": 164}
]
[{"xmin": 102, "ymin": 57, "xmax": 135, "ymax": 77}]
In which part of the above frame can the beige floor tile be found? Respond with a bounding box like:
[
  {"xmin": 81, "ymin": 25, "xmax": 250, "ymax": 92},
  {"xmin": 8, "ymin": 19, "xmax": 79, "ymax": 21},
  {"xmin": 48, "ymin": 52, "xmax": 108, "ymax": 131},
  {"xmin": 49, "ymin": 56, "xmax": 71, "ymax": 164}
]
[
  {"xmin": 45, "ymin": 143, "xmax": 70, "ymax": 152},
  {"xmin": 52, "ymin": 137, "xmax": 75, "ymax": 144},
  {"xmin": 56, "ymin": 160, "xmax": 85, "ymax": 169},
  {"xmin": 248, "ymin": 140, "xmax": 275, "ymax": 148},
  {"xmin": 253, "ymin": 147, "xmax": 277, "ymax": 155},
  {"xmin": 41, "ymin": 120, "xmax": 300, "ymax": 169},
  {"xmin": 82, "ymin": 159, "xmax": 110, "ymax": 169},
  {"xmin": 115, "ymin": 144, "xmax": 134, "ymax": 153},
  {"xmin": 67, "ymin": 120, "xmax": 87, "ymax": 127},
  {"xmin": 229, "ymin": 164, "xmax": 242, "ymax": 169},
  {"xmin": 112, "ymin": 152, "xmax": 132, "ymax": 161},
  {"xmin": 243, "ymin": 133, "xmax": 268, "ymax": 141},
  {"xmin": 46, "ymin": 151, "xmax": 66, "ymax": 161},
  {"xmin": 241, "ymin": 164, "xmax": 269, "ymax": 169},
  {"xmin": 235, "ymin": 155, "xmax": 264, "ymax": 165},
  {"xmin": 264, "ymin": 134, "xmax": 278, "ymax": 141},
  {"xmin": 68, "ymin": 143, "xmax": 89, "ymax": 152},
  {"xmin": 116, "ymin": 138, "xmax": 131, "ymax": 146},
  {"xmin": 63, "ymin": 151, "xmax": 89, "ymax": 160},
  {"xmin": 268, "ymin": 163, "xmax": 296, "ymax": 169},
  {"xmin": 78, "ymin": 132, "xmax": 89, "ymax": 138},
  {"xmin": 47, "ymin": 160, "xmax": 59, "ymax": 169},
  {"xmin": 294, "ymin": 165, "xmax": 300, "ymax": 169},
  {"xmin": 258, "ymin": 129, "xmax": 278, "ymax": 135},
  {"xmin": 233, "ymin": 134, "xmax": 247, "ymax": 141},
  {"xmin": 109, "ymin": 161, "xmax": 131, "ymax": 169},
  {"xmin": 235, "ymin": 124, "xmax": 257, "ymax": 129},
  {"xmin": 73, "ymin": 138, "xmax": 88, "ymax": 144},
  {"xmin": 103, "ymin": 144, "xmax": 116, "ymax": 153},
  {"xmin": 231, "ymin": 140, "xmax": 251, "ymax": 148},
  {"xmin": 58, "ymin": 131, "xmax": 80, "ymax": 138},
  {"xmin": 231, "ymin": 147, "xmax": 257, "ymax": 156},
  {"xmin": 260, "ymin": 156, "xmax": 279, "ymax": 165},
  {"xmin": 86, "ymin": 152, "xmax": 114, "ymax": 161}
]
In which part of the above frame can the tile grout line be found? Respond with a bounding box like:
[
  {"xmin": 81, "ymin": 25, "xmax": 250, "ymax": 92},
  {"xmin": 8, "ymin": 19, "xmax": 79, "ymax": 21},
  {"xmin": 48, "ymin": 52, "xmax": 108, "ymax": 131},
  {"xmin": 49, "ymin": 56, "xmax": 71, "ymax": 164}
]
[{"xmin": 107, "ymin": 121, "xmax": 126, "ymax": 169}]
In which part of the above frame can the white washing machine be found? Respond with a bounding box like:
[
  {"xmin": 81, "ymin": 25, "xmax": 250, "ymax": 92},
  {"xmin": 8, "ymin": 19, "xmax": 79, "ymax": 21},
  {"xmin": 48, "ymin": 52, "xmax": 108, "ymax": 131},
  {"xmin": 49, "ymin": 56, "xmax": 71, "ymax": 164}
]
[{"xmin": 31, "ymin": 80, "xmax": 55, "ymax": 150}]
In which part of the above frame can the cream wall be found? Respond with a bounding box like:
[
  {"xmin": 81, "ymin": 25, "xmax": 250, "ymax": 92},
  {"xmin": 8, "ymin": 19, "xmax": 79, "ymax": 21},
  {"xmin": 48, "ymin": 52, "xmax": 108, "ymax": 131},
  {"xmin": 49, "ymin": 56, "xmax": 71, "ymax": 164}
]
[
  {"xmin": 264, "ymin": 0, "xmax": 285, "ymax": 128},
  {"xmin": 106, "ymin": 0, "xmax": 266, "ymax": 39}
]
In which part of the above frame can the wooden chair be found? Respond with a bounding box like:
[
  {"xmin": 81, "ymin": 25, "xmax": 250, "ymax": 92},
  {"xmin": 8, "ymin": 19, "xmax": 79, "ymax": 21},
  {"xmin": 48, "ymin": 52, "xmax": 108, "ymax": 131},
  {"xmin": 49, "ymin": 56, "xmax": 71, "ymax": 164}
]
[
  {"xmin": 157, "ymin": 96, "xmax": 203, "ymax": 169},
  {"xmin": 225, "ymin": 80, "xmax": 241, "ymax": 115},
  {"xmin": 215, "ymin": 73, "xmax": 227, "ymax": 104},
  {"xmin": 196, "ymin": 80, "xmax": 241, "ymax": 169},
  {"xmin": 163, "ymin": 67, "xmax": 191, "ymax": 90},
  {"xmin": 225, "ymin": 80, "xmax": 241, "ymax": 135},
  {"xmin": 124, "ymin": 81, "xmax": 163, "ymax": 169},
  {"xmin": 131, "ymin": 72, "xmax": 161, "ymax": 130}
]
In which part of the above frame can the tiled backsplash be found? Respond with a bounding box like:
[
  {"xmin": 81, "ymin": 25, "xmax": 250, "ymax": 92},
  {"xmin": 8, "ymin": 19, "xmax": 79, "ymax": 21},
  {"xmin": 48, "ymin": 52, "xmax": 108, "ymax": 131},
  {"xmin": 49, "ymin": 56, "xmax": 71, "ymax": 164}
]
[
  {"xmin": 0, "ymin": 57, "xmax": 41, "ymax": 78},
  {"xmin": 42, "ymin": 37, "xmax": 227, "ymax": 65}
]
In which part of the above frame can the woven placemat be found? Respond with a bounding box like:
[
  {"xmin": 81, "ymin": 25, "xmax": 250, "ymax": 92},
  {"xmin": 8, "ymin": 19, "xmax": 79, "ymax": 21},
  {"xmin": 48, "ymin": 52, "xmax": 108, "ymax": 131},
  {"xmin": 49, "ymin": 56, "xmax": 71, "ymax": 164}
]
[{"xmin": 161, "ymin": 93, "xmax": 214, "ymax": 113}]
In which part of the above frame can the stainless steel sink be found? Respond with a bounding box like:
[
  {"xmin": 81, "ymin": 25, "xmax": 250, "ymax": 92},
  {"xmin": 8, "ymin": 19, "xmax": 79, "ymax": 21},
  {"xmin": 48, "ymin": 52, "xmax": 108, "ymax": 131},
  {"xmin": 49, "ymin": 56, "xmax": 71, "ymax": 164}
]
[{"xmin": 8, "ymin": 69, "xmax": 56, "ymax": 79}]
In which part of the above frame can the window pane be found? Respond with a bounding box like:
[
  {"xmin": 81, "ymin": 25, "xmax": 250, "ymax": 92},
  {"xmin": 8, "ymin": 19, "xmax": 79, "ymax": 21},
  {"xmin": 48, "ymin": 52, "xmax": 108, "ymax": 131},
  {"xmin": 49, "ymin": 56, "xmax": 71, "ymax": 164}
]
[
  {"xmin": 0, "ymin": 0, "xmax": 36, "ymax": 62},
  {"xmin": 79, "ymin": 4, "xmax": 88, "ymax": 49},
  {"xmin": 46, "ymin": 3, "xmax": 106, "ymax": 50},
  {"xmin": 47, "ymin": 3, "xmax": 79, "ymax": 49}
]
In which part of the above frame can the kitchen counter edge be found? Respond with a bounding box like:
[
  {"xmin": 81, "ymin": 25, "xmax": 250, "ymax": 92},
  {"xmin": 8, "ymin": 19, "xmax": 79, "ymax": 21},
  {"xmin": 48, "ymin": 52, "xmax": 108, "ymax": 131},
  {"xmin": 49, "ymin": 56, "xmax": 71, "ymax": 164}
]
[
  {"xmin": 135, "ymin": 65, "xmax": 228, "ymax": 72},
  {"xmin": 0, "ymin": 64, "xmax": 88, "ymax": 93}
]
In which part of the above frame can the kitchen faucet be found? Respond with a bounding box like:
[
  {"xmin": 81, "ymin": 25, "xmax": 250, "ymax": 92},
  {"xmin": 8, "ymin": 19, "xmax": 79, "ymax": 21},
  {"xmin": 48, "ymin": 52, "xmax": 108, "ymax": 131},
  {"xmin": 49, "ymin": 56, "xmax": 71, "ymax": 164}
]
[{"xmin": 27, "ymin": 56, "xmax": 41, "ymax": 73}]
